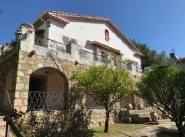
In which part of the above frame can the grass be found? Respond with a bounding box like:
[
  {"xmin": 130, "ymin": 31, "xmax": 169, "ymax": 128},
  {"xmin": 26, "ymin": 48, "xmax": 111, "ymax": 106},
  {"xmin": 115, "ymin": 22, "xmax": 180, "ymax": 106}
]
[{"xmin": 93, "ymin": 123, "xmax": 148, "ymax": 137}]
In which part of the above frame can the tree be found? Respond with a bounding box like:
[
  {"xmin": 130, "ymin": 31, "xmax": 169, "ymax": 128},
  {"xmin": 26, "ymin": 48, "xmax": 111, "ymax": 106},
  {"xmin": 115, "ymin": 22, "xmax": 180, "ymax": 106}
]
[
  {"xmin": 71, "ymin": 65, "xmax": 134, "ymax": 133},
  {"xmin": 137, "ymin": 66, "xmax": 185, "ymax": 137},
  {"xmin": 131, "ymin": 39, "xmax": 159, "ymax": 69}
]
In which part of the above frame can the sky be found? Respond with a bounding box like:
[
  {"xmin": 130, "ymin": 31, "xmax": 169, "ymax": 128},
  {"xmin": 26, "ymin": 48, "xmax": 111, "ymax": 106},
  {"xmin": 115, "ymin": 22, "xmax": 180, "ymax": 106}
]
[{"xmin": 0, "ymin": 0, "xmax": 185, "ymax": 57}]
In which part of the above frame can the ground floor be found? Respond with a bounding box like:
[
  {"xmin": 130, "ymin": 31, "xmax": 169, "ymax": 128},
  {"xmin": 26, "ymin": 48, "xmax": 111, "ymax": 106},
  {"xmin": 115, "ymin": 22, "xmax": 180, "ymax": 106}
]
[{"xmin": 0, "ymin": 50, "xmax": 148, "ymax": 128}]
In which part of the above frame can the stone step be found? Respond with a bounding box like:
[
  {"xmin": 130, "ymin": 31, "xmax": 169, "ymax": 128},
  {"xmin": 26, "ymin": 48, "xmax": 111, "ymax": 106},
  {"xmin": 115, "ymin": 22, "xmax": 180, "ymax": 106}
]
[
  {"xmin": 120, "ymin": 110, "xmax": 150, "ymax": 118},
  {"xmin": 136, "ymin": 113, "xmax": 150, "ymax": 117},
  {"xmin": 130, "ymin": 114, "xmax": 151, "ymax": 124},
  {"xmin": 128, "ymin": 110, "xmax": 149, "ymax": 114},
  {"xmin": 157, "ymin": 119, "xmax": 171, "ymax": 124}
]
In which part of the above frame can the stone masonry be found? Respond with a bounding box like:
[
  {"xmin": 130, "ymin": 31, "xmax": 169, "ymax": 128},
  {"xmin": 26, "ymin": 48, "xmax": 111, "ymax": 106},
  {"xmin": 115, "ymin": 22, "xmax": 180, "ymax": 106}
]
[{"xmin": 0, "ymin": 23, "xmax": 144, "ymax": 128}]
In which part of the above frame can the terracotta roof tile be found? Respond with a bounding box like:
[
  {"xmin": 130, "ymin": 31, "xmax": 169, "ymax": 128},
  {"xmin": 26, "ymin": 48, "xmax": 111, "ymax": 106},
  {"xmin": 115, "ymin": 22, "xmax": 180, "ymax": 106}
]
[{"xmin": 87, "ymin": 40, "xmax": 121, "ymax": 55}]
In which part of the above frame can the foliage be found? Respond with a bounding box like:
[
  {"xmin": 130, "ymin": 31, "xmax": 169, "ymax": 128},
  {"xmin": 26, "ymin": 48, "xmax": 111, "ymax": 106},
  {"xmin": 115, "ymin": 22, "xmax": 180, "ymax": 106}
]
[
  {"xmin": 137, "ymin": 65, "xmax": 185, "ymax": 137},
  {"xmin": 131, "ymin": 39, "xmax": 159, "ymax": 69},
  {"xmin": 71, "ymin": 65, "xmax": 134, "ymax": 133},
  {"xmin": 131, "ymin": 39, "xmax": 170, "ymax": 70},
  {"xmin": 13, "ymin": 89, "xmax": 93, "ymax": 137},
  {"xmin": 14, "ymin": 110, "xmax": 93, "ymax": 137}
]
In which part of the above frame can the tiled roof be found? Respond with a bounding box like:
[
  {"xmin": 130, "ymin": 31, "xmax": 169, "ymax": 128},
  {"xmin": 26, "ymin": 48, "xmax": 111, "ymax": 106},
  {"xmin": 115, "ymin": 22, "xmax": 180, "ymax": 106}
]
[
  {"xmin": 34, "ymin": 12, "xmax": 69, "ymax": 29},
  {"xmin": 134, "ymin": 51, "xmax": 144, "ymax": 57},
  {"xmin": 87, "ymin": 40, "xmax": 121, "ymax": 55},
  {"xmin": 33, "ymin": 11, "xmax": 143, "ymax": 56},
  {"xmin": 177, "ymin": 58, "xmax": 185, "ymax": 63}
]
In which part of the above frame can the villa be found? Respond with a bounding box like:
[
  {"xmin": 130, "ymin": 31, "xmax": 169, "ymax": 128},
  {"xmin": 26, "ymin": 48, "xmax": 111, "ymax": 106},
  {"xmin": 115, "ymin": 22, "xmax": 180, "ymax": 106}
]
[{"xmin": 0, "ymin": 11, "xmax": 143, "ymax": 127}]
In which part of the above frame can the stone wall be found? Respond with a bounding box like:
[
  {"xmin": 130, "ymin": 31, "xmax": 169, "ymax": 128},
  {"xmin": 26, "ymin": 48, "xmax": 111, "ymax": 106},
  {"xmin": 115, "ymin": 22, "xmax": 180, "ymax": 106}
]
[
  {"xmin": 1, "ymin": 47, "xmax": 143, "ymax": 128},
  {"xmin": 0, "ymin": 46, "xmax": 19, "ymax": 107},
  {"xmin": 88, "ymin": 109, "xmax": 114, "ymax": 128},
  {"xmin": 14, "ymin": 50, "xmax": 90, "ymax": 112}
]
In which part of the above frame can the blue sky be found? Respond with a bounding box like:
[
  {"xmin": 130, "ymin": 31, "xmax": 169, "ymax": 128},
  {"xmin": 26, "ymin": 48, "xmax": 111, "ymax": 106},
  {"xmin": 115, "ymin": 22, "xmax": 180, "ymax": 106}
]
[{"xmin": 1, "ymin": 0, "xmax": 185, "ymax": 57}]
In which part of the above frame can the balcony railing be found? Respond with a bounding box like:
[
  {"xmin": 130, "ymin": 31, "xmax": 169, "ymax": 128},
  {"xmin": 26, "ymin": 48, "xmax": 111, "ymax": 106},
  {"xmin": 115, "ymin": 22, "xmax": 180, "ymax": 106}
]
[
  {"xmin": 79, "ymin": 49, "xmax": 108, "ymax": 62},
  {"xmin": 28, "ymin": 91, "xmax": 64, "ymax": 111},
  {"xmin": 34, "ymin": 36, "xmax": 67, "ymax": 52}
]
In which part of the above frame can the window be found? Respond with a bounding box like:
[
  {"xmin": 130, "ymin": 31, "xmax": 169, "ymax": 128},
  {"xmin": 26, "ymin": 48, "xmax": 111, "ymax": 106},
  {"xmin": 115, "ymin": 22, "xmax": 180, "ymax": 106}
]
[{"xmin": 105, "ymin": 29, "xmax": 110, "ymax": 41}]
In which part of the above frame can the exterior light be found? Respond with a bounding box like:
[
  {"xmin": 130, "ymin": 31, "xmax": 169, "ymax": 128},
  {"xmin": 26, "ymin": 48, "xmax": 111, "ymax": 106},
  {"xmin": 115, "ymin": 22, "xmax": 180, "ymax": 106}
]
[{"xmin": 15, "ymin": 29, "xmax": 23, "ymax": 40}]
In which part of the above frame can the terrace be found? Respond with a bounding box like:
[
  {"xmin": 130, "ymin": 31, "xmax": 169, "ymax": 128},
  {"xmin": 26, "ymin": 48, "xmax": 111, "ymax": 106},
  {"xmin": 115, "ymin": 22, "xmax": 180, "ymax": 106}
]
[{"xmin": 33, "ymin": 35, "xmax": 142, "ymax": 76}]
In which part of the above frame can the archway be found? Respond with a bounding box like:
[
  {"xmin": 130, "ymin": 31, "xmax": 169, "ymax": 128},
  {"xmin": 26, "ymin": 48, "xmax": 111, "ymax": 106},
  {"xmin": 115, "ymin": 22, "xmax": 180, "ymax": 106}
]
[{"xmin": 28, "ymin": 67, "xmax": 68, "ymax": 110}]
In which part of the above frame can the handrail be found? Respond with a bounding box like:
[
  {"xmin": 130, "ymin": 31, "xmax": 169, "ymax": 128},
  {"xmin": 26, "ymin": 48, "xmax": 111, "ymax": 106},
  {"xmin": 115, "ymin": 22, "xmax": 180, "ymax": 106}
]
[
  {"xmin": 0, "ymin": 107, "xmax": 23, "ymax": 137},
  {"xmin": 79, "ymin": 49, "xmax": 106, "ymax": 62},
  {"xmin": 34, "ymin": 36, "xmax": 67, "ymax": 52},
  {"xmin": 5, "ymin": 117, "xmax": 23, "ymax": 137}
]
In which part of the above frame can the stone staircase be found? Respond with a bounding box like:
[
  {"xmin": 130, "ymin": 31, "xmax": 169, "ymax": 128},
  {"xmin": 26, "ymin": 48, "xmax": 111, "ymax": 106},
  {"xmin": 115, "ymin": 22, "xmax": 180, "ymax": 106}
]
[
  {"xmin": 0, "ymin": 116, "xmax": 6, "ymax": 137},
  {"xmin": 120, "ymin": 110, "xmax": 152, "ymax": 124}
]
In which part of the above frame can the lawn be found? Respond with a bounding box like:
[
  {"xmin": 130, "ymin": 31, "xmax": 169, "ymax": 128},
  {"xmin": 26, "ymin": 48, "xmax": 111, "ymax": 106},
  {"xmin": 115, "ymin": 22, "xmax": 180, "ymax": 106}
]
[{"xmin": 93, "ymin": 123, "xmax": 148, "ymax": 137}]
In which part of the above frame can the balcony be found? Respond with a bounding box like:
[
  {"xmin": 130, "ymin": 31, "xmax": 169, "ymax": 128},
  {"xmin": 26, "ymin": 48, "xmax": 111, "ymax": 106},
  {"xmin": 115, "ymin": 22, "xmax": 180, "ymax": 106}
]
[
  {"xmin": 28, "ymin": 91, "xmax": 64, "ymax": 111},
  {"xmin": 79, "ymin": 49, "xmax": 107, "ymax": 62},
  {"xmin": 34, "ymin": 36, "xmax": 67, "ymax": 53},
  {"xmin": 33, "ymin": 35, "xmax": 142, "ymax": 76}
]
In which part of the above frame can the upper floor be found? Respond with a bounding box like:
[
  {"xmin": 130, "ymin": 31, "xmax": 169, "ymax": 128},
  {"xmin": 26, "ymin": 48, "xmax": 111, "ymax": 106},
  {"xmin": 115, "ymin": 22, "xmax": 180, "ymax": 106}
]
[{"xmin": 0, "ymin": 11, "xmax": 143, "ymax": 76}]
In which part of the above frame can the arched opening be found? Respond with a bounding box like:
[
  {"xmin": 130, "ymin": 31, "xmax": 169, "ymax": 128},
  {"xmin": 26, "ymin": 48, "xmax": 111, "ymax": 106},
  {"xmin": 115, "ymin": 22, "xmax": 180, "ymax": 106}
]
[
  {"xmin": 105, "ymin": 29, "xmax": 110, "ymax": 41},
  {"xmin": 4, "ymin": 68, "xmax": 13, "ymax": 108},
  {"xmin": 28, "ymin": 67, "xmax": 68, "ymax": 110}
]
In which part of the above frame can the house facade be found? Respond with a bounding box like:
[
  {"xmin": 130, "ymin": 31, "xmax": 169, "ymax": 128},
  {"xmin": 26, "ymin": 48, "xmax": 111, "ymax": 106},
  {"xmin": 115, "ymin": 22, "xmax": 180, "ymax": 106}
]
[{"xmin": 0, "ymin": 11, "xmax": 143, "ymax": 127}]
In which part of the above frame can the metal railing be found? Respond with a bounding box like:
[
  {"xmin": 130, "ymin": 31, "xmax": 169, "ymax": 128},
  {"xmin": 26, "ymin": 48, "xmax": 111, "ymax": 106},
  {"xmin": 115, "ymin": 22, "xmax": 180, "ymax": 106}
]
[
  {"xmin": 34, "ymin": 36, "xmax": 67, "ymax": 52},
  {"xmin": 79, "ymin": 49, "xmax": 109, "ymax": 62},
  {"xmin": 28, "ymin": 91, "xmax": 64, "ymax": 111}
]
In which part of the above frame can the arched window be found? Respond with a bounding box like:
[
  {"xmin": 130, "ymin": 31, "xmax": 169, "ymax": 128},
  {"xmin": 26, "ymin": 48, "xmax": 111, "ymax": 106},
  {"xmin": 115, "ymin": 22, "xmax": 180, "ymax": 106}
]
[{"xmin": 105, "ymin": 29, "xmax": 110, "ymax": 41}]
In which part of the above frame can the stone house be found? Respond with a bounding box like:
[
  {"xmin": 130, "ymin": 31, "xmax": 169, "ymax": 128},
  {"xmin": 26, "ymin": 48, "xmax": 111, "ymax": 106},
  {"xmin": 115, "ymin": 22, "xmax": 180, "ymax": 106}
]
[{"xmin": 0, "ymin": 11, "xmax": 143, "ymax": 127}]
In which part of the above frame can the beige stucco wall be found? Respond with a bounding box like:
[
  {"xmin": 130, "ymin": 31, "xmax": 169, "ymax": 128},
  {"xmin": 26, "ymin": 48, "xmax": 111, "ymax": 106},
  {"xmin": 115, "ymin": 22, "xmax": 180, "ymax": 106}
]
[{"xmin": 47, "ymin": 72, "xmax": 64, "ymax": 92}]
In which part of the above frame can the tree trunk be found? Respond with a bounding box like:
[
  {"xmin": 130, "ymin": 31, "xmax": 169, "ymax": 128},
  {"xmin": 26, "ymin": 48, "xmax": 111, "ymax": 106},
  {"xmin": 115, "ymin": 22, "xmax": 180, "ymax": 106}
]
[
  {"xmin": 104, "ymin": 109, "xmax": 111, "ymax": 133},
  {"xmin": 176, "ymin": 121, "xmax": 185, "ymax": 137},
  {"xmin": 177, "ymin": 126, "xmax": 185, "ymax": 137}
]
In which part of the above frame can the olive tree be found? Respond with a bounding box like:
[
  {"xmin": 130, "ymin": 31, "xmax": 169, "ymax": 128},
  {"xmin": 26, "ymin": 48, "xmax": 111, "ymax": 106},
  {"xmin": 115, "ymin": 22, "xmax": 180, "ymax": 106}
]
[
  {"xmin": 71, "ymin": 65, "xmax": 133, "ymax": 133},
  {"xmin": 137, "ymin": 66, "xmax": 185, "ymax": 137}
]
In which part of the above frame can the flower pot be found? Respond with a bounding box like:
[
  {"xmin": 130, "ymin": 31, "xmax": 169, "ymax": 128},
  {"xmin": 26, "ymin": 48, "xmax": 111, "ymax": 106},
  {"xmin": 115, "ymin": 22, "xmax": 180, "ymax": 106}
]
[
  {"xmin": 137, "ymin": 104, "xmax": 144, "ymax": 110},
  {"xmin": 126, "ymin": 103, "xmax": 132, "ymax": 111},
  {"xmin": 150, "ymin": 112, "xmax": 158, "ymax": 121}
]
